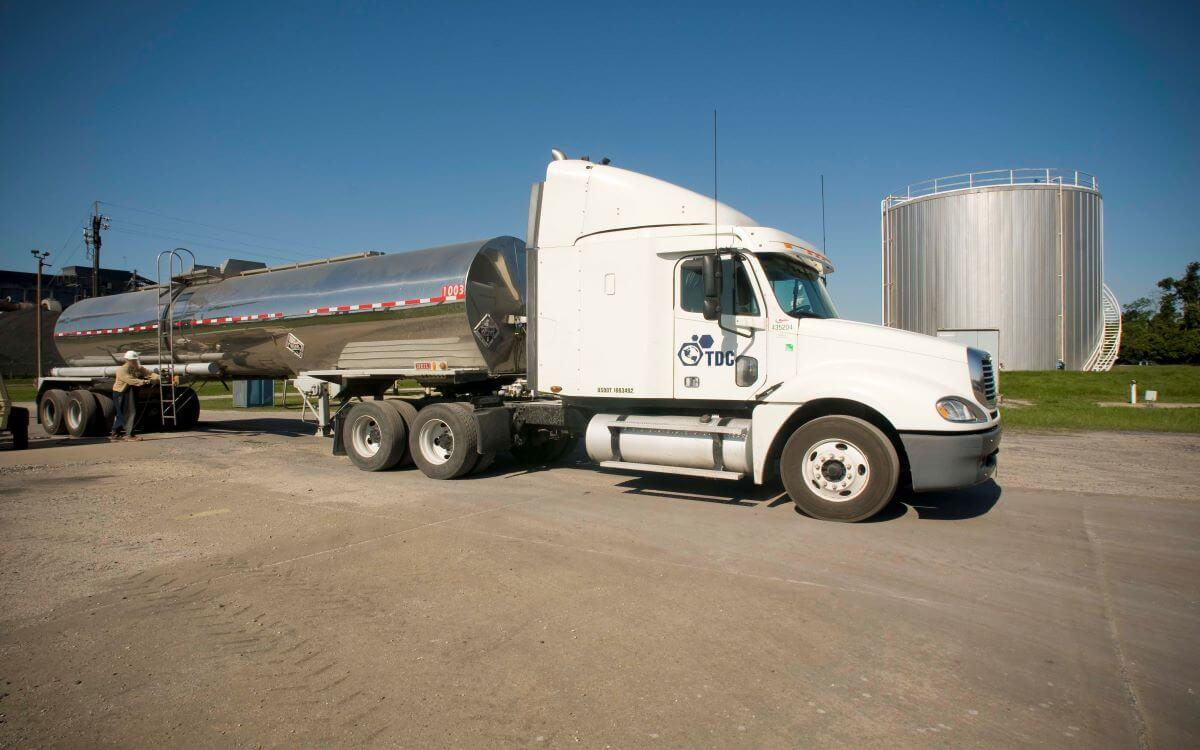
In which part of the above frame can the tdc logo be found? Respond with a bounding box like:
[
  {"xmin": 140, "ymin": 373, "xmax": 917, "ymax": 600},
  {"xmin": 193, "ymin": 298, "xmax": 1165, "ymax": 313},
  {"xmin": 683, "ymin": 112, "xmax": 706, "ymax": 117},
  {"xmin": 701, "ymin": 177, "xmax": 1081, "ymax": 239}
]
[{"xmin": 678, "ymin": 334, "xmax": 735, "ymax": 366}]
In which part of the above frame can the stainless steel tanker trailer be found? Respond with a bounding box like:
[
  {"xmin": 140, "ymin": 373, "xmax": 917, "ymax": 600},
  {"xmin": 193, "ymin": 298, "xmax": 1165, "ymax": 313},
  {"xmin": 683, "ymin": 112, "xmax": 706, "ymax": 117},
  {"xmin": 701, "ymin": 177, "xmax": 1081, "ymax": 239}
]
[{"xmin": 38, "ymin": 152, "xmax": 1001, "ymax": 522}]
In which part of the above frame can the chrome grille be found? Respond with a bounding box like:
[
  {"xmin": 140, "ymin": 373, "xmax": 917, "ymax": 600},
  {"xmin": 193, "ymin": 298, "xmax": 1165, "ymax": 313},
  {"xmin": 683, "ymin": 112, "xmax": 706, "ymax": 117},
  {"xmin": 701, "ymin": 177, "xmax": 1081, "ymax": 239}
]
[{"xmin": 981, "ymin": 357, "xmax": 997, "ymax": 407}]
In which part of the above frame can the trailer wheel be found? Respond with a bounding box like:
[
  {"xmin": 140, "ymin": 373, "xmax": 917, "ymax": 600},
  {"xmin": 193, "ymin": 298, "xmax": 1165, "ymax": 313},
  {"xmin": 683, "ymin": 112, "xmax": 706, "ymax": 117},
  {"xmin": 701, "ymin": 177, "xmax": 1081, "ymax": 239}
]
[
  {"xmin": 343, "ymin": 401, "xmax": 407, "ymax": 472},
  {"xmin": 92, "ymin": 391, "xmax": 115, "ymax": 434},
  {"xmin": 410, "ymin": 402, "xmax": 479, "ymax": 480},
  {"xmin": 175, "ymin": 388, "xmax": 201, "ymax": 430},
  {"xmin": 780, "ymin": 415, "xmax": 899, "ymax": 522},
  {"xmin": 39, "ymin": 389, "xmax": 69, "ymax": 436},
  {"xmin": 384, "ymin": 399, "xmax": 419, "ymax": 466},
  {"xmin": 65, "ymin": 390, "xmax": 100, "ymax": 438},
  {"xmin": 7, "ymin": 406, "xmax": 29, "ymax": 450}
]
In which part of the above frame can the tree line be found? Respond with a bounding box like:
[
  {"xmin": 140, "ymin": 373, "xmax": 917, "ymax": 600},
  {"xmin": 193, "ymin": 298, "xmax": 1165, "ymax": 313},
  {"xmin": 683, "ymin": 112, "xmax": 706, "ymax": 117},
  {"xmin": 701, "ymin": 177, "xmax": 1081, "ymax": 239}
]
[{"xmin": 1119, "ymin": 261, "xmax": 1200, "ymax": 364}]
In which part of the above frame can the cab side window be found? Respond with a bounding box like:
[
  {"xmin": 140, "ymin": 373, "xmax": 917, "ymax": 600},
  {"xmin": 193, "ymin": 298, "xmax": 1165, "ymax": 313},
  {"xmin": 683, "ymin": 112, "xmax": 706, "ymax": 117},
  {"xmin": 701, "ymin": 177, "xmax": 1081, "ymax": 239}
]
[{"xmin": 679, "ymin": 257, "xmax": 760, "ymax": 316}]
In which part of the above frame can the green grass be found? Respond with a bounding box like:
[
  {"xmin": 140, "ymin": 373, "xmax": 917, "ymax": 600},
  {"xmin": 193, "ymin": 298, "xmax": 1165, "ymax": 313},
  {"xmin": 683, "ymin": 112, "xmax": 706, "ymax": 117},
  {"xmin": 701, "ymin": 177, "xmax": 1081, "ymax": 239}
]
[
  {"xmin": 1000, "ymin": 365, "xmax": 1200, "ymax": 433},
  {"xmin": 3, "ymin": 378, "xmax": 36, "ymax": 402}
]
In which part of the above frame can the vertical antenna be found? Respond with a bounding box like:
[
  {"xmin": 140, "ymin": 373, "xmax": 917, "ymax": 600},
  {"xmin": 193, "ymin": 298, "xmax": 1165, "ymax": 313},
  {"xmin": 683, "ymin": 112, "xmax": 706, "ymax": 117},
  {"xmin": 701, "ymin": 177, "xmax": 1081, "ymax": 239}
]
[
  {"xmin": 713, "ymin": 109, "xmax": 718, "ymax": 254},
  {"xmin": 820, "ymin": 174, "xmax": 827, "ymax": 252}
]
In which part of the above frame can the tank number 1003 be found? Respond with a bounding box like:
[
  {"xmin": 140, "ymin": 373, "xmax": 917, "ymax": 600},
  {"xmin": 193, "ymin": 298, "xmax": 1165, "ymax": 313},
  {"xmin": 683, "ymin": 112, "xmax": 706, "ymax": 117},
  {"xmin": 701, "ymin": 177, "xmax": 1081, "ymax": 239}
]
[{"xmin": 442, "ymin": 283, "xmax": 465, "ymax": 298}]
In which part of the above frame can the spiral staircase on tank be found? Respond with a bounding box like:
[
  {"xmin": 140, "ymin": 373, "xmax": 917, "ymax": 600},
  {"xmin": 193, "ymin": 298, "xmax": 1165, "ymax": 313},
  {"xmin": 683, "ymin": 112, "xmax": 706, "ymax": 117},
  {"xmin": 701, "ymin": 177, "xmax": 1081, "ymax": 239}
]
[{"xmin": 1083, "ymin": 284, "xmax": 1122, "ymax": 372}]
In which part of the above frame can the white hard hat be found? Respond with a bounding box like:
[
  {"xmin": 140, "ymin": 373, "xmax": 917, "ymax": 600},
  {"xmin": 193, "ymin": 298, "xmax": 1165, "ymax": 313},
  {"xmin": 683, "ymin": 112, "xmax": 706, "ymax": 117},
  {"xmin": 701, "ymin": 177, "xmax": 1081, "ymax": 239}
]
[{"xmin": 124, "ymin": 350, "xmax": 140, "ymax": 360}]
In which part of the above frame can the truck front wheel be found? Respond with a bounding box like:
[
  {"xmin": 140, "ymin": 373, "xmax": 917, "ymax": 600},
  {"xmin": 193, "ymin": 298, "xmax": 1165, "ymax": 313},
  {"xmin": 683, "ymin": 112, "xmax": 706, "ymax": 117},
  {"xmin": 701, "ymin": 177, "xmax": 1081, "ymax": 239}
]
[{"xmin": 780, "ymin": 416, "xmax": 899, "ymax": 522}]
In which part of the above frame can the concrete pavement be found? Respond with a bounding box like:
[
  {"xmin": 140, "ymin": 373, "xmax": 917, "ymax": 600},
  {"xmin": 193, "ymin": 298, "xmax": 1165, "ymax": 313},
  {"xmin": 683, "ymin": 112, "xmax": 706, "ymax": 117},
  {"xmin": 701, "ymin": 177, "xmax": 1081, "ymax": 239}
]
[{"xmin": 0, "ymin": 412, "xmax": 1196, "ymax": 747}]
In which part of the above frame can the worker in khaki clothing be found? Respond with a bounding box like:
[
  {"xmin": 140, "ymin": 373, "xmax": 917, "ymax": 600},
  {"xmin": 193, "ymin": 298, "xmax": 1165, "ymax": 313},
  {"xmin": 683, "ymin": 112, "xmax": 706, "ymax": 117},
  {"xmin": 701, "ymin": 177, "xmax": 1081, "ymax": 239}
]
[{"xmin": 110, "ymin": 350, "xmax": 159, "ymax": 441}]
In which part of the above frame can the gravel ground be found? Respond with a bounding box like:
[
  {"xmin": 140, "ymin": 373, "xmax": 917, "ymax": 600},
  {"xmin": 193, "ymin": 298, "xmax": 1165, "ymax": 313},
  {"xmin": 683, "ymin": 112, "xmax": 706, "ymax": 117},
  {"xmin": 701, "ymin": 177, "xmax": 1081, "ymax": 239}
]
[{"xmin": 0, "ymin": 411, "xmax": 1196, "ymax": 748}]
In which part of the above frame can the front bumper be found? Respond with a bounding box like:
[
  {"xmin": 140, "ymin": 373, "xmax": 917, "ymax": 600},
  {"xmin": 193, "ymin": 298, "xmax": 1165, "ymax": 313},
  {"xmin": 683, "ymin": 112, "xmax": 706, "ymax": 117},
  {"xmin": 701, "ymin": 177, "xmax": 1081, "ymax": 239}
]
[{"xmin": 900, "ymin": 425, "xmax": 1001, "ymax": 493}]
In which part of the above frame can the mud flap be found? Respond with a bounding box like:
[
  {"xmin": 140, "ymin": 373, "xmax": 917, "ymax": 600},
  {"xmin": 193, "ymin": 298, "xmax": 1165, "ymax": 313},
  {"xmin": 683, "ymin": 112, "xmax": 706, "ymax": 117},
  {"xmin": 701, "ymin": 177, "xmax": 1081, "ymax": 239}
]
[{"xmin": 473, "ymin": 406, "xmax": 513, "ymax": 454}]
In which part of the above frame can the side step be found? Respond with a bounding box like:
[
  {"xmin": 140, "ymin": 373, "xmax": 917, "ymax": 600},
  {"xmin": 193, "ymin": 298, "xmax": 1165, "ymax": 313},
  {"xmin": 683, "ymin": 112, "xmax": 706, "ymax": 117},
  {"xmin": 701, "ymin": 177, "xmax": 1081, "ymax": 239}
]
[{"xmin": 599, "ymin": 460, "xmax": 744, "ymax": 481}]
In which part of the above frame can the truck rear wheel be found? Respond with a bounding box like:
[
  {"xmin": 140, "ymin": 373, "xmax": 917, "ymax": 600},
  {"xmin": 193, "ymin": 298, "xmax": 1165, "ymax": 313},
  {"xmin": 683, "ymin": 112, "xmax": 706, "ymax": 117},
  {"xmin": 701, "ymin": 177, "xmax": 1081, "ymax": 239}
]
[
  {"xmin": 410, "ymin": 402, "xmax": 480, "ymax": 480},
  {"xmin": 39, "ymin": 389, "xmax": 69, "ymax": 436},
  {"xmin": 384, "ymin": 399, "xmax": 419, "ymax": 466},
  {"xmin": 65, "ymin": 390, "xmax": 99, "ymax": 438},
  {"xmin": 780, "ymin": 415, "xmax": 899, "ymax": 522},
  {"xmin": 343, "ymin": 401, "xmax": 407, "ymax": 471},
  {"xmin": 510, "ymin": 429, "xmax": 573, "ymax": 466}
]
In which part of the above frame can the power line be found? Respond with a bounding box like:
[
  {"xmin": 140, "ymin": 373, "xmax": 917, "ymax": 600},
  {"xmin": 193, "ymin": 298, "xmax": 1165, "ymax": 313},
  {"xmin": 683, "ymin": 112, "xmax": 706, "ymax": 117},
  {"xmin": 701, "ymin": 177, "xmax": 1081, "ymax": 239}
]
[
  {"xmin": 98, "ymin": 200, "xmax": 334, "ymax": 256},
  {"xmin": 110, "ymin": 217, "xmax": 311, "ymax": 260},
  {"xmin": 106, "ymin": 226, "xmax": 314, "ymax": 264}
]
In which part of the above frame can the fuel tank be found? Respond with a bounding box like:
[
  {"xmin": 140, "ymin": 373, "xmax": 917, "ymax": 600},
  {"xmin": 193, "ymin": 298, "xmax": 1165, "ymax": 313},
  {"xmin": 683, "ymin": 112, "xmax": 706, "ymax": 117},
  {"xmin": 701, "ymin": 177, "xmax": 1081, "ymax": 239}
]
[{"xmin": 53, "ymin": 237, "xmax": 527, "ymax": 379}]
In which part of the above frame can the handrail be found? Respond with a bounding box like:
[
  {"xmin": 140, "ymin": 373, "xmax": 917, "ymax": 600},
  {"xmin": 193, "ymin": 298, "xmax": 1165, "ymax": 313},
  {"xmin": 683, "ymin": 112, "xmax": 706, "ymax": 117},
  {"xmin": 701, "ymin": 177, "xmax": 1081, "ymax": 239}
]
[{"xmin": 884, "ymin": 168, "xmax": 1099, "ymax": 207}]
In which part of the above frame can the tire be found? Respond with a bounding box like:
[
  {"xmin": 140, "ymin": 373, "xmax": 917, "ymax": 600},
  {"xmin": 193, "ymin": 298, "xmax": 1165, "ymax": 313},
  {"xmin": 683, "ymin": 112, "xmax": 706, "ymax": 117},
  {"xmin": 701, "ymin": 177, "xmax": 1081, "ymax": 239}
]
[
  {"xmin": 472, "ymin": 451, "xmax": 496, "ymax": 474},
  {"xmin": 510, "ymin": 429, "xmax": 572, "ymax": 466},
  {"xmin": 409, "ymin": 402, "xmax": 480, "ymax": 480},
  {"xmin": 175, "ymin": 388, "xmax": 201, "ymax": 429},
  {"xmin": 65, "ymin": 390, "xmax": 99, "ymax": 438},
  {"xmin": 780, "ymin": 415, "xmax": 900, "ymax": 523},
  {"xmin": 39, "ymin": 389, "xmax": 69, "ymax": 436},
  {"xmin": 131, "ymin": 392, "xmax": 161, "ymax": 434},
  {"xmin": 384, "ymin": 399, "xmax": 419, "ymax": 466},
  {"xmin": 550, "ymin": 434, "xmax": 578, "ymax": 462},
  {"xmin": 92, "ymin": 392, "xmax": 115, "ymax": 434},
  {"xmin": 8, "ymin": 407, "xmax": 29, "ymax": 450},
  {"xmin": 343, "ymin": 401, "xmax": 407, "ymax": 472}
]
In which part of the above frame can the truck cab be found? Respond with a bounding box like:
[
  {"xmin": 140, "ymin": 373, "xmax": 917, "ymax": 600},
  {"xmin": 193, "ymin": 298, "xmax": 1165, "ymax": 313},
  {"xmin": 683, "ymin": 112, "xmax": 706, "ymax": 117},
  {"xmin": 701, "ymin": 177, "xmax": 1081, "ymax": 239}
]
[{"xmin": 530, "ymin": 156, "xmax": 1000, "ymax": 521}]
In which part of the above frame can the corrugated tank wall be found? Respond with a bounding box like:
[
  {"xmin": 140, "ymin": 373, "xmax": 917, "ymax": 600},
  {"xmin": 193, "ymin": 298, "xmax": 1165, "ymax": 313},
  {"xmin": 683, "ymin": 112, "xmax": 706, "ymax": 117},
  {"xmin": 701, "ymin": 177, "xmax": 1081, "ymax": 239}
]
[{"xmin": 883, "ymin": 183, "xmax": 1103, "ymax": 370}]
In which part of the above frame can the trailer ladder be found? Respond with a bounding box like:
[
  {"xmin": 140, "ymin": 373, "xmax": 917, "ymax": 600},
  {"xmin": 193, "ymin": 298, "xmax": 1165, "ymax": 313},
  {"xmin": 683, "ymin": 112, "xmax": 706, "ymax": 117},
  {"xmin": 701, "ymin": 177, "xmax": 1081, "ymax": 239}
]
[{"xmin": 156, "ymin": 248, "xmax": 196, "ymax": 426}]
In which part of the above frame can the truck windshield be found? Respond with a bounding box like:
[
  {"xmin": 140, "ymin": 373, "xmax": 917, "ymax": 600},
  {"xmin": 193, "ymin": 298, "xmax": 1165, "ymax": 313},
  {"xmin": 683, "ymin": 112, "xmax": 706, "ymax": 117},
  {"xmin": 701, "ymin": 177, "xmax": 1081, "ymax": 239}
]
[{"xmin": 757, "ymin": 253, "xmax": 838, "ymax": 319}]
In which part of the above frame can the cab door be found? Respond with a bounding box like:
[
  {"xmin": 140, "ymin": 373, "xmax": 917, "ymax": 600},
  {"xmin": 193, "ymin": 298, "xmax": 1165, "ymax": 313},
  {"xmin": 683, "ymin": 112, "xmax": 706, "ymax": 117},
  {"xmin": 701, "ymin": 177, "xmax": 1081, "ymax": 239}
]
[{"xmin": 673, "ymin": 254, "xmax": 768, "ymax": 399}]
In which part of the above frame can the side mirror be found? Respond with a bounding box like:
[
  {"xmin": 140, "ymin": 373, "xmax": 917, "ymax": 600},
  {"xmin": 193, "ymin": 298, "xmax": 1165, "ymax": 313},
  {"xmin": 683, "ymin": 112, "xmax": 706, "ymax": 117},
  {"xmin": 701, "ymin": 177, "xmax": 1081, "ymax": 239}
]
[{"xmin": 702, "ymin": 254, "xmax": 721, "ymax": 320}]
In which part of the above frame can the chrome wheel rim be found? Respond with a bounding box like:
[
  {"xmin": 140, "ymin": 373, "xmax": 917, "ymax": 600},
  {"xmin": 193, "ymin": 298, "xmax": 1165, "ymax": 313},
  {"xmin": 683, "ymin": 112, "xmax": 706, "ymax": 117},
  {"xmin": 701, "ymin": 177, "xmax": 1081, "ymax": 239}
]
[
  {"xmin": 43, "ymin": 400, "xmax": 58, "ymax": 424},
  {"xmin": 350, "ymin": 414, "xmax": 382, "ymax": 457},
  {"xmin": 804, "ymin": 438, "xmax": 870, "ymax": 502},
  {"xmin": 418, "ymin": 418, "xmax": 454, "ymax": 465}
]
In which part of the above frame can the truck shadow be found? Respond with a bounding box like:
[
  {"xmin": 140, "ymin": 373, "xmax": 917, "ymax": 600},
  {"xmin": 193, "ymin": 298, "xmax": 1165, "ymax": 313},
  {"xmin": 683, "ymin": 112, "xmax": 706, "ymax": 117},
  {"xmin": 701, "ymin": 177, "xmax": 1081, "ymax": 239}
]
[
  {"xmin": 595, "ymin": 472, "xmax": 1001, "ymax": 522},
  {"xmin": 872, "ymin": 481, "xmax": 1002, "ymax": 522},
  {"xmin": 193, "ymin": 416, "xmax": 318, "ymax": 438}
]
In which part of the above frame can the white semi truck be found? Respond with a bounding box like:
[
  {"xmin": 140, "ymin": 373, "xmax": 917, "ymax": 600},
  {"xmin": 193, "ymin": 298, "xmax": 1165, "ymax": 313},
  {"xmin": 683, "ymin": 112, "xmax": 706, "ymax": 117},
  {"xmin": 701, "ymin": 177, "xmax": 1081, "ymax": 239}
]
[{"xmin": 41, "ymin": 151, "xmax": 1000, "ymax": 522}]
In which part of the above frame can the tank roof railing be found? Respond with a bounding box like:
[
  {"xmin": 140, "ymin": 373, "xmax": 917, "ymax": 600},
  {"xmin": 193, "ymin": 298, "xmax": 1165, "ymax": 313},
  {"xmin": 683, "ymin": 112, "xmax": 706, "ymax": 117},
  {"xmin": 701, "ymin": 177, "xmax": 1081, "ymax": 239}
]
[{"xmin": 884, "ymin": 168, "xmax": 1099, "ymax": 208}]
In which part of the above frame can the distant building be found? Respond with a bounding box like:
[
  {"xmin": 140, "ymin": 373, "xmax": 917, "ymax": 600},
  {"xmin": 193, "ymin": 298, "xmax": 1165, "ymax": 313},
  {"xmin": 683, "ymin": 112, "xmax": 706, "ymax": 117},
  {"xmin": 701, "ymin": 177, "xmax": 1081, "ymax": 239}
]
[{"xmin": 0, "ymin": 265, "xmax": 152, "ymax": 309}]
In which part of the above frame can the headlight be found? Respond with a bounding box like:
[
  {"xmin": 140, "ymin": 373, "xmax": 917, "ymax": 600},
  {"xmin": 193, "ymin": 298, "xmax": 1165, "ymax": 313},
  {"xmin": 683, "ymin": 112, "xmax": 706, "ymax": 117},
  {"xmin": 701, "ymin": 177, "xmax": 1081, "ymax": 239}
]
[{"xmin": 936, "ymin": 397, "xmax": 988, "ymax": 423}]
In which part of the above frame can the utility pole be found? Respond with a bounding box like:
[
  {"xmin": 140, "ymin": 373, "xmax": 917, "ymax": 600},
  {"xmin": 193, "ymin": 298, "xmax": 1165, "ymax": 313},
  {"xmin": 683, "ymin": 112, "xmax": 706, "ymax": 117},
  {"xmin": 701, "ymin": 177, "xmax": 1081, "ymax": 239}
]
[
  {"xmin": 31, "ymin": 249, "xmax": 51, "ymax": 384},
  {"xmin": 83, "ymin": 202, "xmax": 110, "ymax": 297}
]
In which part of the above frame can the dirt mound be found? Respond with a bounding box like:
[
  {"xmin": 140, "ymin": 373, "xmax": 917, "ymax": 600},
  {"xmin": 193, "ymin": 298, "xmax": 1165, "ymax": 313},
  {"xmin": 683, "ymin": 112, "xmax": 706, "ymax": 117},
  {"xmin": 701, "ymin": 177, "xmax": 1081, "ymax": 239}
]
[{"xmin": 0, "ymin": 307, "xmax": 63, "ymax": 377}]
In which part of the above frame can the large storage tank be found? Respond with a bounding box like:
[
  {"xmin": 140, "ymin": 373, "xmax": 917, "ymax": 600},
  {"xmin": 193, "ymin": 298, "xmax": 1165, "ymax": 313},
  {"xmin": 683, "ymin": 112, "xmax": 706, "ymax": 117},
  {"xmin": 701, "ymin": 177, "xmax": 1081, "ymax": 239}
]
[{"xmin": 881, "ymin": 169, "xmax": 1121, "ymax": 371}]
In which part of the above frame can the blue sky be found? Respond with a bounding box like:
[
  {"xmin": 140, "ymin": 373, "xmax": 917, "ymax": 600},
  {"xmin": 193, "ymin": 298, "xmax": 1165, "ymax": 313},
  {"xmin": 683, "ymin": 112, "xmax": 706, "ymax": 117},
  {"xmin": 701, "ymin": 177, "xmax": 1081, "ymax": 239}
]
[{"xmin": 1, "ymin": 0, "xmax": 1196, "ymax": 323}]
